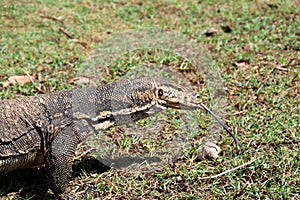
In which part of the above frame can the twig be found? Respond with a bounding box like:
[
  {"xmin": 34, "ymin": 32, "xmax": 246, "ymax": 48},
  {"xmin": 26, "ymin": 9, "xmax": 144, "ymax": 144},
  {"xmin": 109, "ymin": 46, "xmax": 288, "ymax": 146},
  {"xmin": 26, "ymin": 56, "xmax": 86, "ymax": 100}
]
[
  {"xmin": 73, "ymin": 39, "xmax": 89, "ymax": 48},
  {"xmin": 40, "ymin": 15, "xmax": 64, "ymax": 26},
  {"xmin": 199, "ymin": 157, "xmax": 260, "ymax": 180},
  {"xmin": 41, "ymin": 15, "xmax": 88, "ymax": 48},
  {"xmin": 22, "ymin": 70, "xmax": 46, "ymax": 93},
  {"xmin": 59, "ymin": 27, "xmax": 73, "ymax": 39},
  {"xmin": 22, "ymin": 70, "xmax": 35, "ymax": 84},
  {"xmin": 275, "ymin": 66, "xmax": 290, "ymax": 71}
]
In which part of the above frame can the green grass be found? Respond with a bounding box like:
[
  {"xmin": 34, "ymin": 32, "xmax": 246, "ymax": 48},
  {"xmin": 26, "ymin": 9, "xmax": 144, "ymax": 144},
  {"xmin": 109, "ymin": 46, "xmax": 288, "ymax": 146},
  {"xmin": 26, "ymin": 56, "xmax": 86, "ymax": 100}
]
[{"xmin": 0, "ymin": 0, "xmax": 299, "ymax": 199}]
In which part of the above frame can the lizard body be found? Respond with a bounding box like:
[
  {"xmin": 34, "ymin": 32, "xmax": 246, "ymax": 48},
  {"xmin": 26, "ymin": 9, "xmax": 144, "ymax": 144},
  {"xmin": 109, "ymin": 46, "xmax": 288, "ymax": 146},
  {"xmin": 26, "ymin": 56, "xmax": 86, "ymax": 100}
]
[{"xmin": 0, "ymin": 77, "xmax": 203, "ymax": 194}]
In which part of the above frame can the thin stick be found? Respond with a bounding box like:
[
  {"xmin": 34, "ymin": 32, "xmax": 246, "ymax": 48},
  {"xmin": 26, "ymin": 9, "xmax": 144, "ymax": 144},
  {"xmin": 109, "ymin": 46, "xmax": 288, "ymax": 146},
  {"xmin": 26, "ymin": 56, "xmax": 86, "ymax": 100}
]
[
  {"xmin": 200, "ymin": 103, "xmax": 243, "ymax": 150},
  {"xmin": 22, "ymin": 70, "xmax": 46, "ymax": 93},
  {"xmin": 199, "ymin": 157, "xmax": 259, "ymax": 180},
  {"xmin": 40, "ymin": 15, "xmax": 64, "ymax": 26},
  {"xmin": 22, "ymin": 70, "xmax": 35, "ymax": 84},
  {"xmin": 59, "ymin": 27, "xmax": 73, "ymax": 39}
]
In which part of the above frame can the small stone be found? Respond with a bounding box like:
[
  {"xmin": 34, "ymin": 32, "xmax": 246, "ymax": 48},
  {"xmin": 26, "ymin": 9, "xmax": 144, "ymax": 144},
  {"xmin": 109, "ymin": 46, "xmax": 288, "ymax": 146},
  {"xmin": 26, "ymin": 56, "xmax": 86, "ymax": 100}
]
[
  {"xmin": 176, "ymin": 176, "xmax": 182, "ymax": 181},
  {"xmin": 201, "ymin": 141, "xmax": 221, "ymax": 159}
]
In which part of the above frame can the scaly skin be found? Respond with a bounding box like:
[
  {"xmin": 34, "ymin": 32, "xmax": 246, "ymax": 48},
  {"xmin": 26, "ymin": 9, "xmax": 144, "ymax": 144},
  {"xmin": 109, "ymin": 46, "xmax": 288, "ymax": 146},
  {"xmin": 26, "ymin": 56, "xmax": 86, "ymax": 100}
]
[{"xmin": 0, "ymin": 77, "xmax": 201, "ymax": 195}]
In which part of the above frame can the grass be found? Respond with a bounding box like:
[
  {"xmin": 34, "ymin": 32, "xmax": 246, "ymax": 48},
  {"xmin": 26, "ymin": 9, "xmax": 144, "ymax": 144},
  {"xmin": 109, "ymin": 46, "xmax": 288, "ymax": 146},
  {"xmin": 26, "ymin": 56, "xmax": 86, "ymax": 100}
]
[{"xmin": 0, "ymin": 0, "xmax": 299, "ymax": 199}]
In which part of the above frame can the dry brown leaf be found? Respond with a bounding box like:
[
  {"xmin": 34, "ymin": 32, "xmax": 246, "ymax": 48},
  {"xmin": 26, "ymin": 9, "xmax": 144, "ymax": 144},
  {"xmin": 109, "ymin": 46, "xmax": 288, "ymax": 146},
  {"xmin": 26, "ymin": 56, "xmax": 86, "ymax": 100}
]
[
  {"xmin": 201, "ymin": 28, "xmax": 218, "ymax": 37},
  {"xmin": 73, "ymin": 76, "xmax": 96, "ymax": 85},
  {"xmin": 221, "ymin": 24, "xmax": 233, "ymax": 33},
  {"xmin": 2, "ymin": 75, "xmax": 35, "ymax": 88},
  {"xmin": 234, "ymin": 60, "xmax": 250, "ymax": 69}
]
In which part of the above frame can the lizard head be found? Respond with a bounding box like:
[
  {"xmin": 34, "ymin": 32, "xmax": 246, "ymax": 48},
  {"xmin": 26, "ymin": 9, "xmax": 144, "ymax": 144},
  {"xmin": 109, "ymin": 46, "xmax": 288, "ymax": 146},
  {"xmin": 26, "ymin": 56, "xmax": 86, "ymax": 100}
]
[
  {"xmin": 127, "ymin": 77, "xmax": 242, "ymax": 150},
  {"xmin": 153, "ymin": 78, "xmax": 243, "ymax": 149},
  {"xmin": 153, "ymin": 78, "xmax": 201, "ymax": 110},
  {"xmin": 123, "ymin": 77, "xmax": 201, "ymax": 114}
]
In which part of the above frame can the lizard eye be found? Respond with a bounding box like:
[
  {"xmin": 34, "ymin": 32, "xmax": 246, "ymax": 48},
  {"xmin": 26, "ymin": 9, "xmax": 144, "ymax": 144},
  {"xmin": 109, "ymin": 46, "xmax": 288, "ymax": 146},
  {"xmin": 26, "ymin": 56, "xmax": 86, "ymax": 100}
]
[{"xmin": 158, "ymin": 88, "xmax": 164, "ymax": 97}]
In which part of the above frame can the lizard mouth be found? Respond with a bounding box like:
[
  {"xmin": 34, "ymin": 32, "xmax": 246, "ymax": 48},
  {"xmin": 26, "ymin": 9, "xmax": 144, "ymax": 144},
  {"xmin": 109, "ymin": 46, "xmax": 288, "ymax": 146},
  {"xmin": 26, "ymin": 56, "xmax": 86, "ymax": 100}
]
[
  {"xmin": 159, "ymin": 99, "xmax": 201, "ymax": 110},
  {"xmin": 168, "ymin": 102, "xmax": 201, "ymax": 110}
]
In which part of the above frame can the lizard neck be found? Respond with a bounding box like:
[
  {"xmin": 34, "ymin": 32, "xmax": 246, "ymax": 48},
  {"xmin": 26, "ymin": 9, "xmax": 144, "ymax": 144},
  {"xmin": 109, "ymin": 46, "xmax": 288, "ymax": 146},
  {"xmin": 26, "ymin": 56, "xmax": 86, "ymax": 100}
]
[{"xmin": 71, "ymin": 80, "xmax": 160, "ymax": 133}]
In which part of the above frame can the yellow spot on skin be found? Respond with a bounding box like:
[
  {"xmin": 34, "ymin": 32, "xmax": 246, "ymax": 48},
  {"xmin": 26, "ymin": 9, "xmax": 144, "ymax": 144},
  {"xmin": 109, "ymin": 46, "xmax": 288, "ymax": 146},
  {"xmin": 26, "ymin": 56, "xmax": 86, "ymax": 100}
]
[
  {"xmin": 53, "ymin": 113, "xmax": 63, "ymax": 118},
  {"xmin": 93, "ymin": 120, "xmax": 114, "ymax": 130},
  {"xmin": 94, "ymin": 111, "xmax": 112, "ymax": 120},
  {"xmin": 73, "ymin": 112, "xmax": 90, "ymax": 119}
]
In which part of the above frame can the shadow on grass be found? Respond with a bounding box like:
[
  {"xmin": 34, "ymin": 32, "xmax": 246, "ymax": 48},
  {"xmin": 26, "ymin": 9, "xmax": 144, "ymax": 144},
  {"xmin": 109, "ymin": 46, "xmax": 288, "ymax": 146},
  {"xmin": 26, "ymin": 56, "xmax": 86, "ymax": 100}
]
[
  {"xmin": 0, "ymin": 156, "xmax": 161, "ymax": 199},
  {"xmin": 0, "ymin": 157, "xmax": 110, "ymax": 199}
]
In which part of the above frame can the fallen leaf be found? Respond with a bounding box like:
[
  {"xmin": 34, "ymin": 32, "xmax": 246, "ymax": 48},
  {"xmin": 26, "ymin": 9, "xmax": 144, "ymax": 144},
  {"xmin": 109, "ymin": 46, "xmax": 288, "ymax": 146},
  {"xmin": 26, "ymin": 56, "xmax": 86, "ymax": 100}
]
[
  {"xmin": 234, "ymin": 59, "xmax": 250, "ymax": 69},
  {"xmin": 73, "ymin": 76, "xmax": 95, "ymax": 85},
  {"xmin": 2, "ymin": 75, "xmax": 35, "ymax": 88},
  {"xmin": 201, "ymin": 28, "xmax": 218, "ymax": 37},
  {"xmin": 221, "ymin": 24, "xmax": 233, "ymax": 33}
]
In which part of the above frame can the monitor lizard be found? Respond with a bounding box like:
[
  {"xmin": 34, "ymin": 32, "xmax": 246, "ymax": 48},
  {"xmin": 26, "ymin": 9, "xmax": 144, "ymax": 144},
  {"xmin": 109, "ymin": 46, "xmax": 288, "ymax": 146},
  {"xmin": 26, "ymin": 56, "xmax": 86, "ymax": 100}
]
[{"xmin": 0, "ymin": 77, "xmax": 242, "ymax": 196}]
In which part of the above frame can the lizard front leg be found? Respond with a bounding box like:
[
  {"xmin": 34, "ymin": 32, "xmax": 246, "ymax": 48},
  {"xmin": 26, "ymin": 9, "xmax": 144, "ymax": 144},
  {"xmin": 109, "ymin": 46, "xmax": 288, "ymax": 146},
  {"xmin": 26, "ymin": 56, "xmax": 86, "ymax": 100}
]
[{"xmin": 46, "ymin": 126, "xmax": 79, "ymax": 195}]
